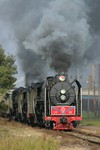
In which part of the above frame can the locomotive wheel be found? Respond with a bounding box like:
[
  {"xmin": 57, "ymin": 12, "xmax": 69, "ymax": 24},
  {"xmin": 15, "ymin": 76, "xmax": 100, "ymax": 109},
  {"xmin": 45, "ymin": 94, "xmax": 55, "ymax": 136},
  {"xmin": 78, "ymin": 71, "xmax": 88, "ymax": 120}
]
[
  {"xmin": 29, "ymin": 116, "xmax": 35, "ymax": 127},
  {"xmin": 72, "ymin": 121, "xmax": 77, "ymax": 128},
  {"xmin": 45, "ymin": 121, "xmax": 53, "ymax": 129}
]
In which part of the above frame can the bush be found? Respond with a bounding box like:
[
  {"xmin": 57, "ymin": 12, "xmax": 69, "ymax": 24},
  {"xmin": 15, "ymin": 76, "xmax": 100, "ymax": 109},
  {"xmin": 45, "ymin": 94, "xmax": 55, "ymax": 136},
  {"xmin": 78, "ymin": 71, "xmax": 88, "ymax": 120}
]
[{"xmin": 0, "ymin": 102, "xmax": 8, "ymax": 117}]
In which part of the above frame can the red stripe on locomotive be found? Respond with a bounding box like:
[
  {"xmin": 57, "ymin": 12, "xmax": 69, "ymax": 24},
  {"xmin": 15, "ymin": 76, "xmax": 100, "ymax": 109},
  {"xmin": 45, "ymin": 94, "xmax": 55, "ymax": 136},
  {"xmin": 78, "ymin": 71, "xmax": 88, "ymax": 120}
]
[{"xmin": 51, "ymin": 106, "xmax": 75, "ymax": 115}]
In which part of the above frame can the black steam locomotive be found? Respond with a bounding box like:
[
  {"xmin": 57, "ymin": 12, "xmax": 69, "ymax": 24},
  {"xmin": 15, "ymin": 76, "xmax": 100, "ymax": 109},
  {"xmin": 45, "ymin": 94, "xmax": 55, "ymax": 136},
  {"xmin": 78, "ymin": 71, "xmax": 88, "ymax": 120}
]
[{"xmin": 7, "ymin": 75, "xmax": 82, "ymax": 130}]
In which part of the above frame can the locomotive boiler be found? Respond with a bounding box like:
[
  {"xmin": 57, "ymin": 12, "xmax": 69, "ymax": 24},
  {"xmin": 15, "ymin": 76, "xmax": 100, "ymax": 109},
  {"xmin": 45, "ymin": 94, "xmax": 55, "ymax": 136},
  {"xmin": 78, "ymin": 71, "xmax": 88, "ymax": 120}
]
[{"xmin": 8, "ymin": 74, "xmax": 82, "ymax": 130}]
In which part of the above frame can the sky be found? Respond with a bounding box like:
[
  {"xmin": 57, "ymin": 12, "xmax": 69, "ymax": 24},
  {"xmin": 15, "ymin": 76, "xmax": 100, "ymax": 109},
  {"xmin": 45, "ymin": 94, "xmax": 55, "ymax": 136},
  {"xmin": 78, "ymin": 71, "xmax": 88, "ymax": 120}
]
[{"xmin": 0, "ymin": 0, "xmax": 100, "ymax": 87}]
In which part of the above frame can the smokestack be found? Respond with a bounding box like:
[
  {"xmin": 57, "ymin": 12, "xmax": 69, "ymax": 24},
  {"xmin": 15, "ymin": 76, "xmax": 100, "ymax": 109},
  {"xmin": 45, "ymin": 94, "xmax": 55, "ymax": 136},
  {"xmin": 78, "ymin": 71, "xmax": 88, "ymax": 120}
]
[{"xmin": 25, "ymin": 73, "xmax": 29, "ymax": 87}]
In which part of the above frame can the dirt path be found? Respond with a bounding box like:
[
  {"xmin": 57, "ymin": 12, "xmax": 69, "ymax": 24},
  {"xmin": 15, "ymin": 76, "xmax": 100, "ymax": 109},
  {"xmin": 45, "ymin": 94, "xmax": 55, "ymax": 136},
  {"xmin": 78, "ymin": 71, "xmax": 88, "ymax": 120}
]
[{"xmin": 78, "ymin": 125, "xmax": 100, "ymax": 135}]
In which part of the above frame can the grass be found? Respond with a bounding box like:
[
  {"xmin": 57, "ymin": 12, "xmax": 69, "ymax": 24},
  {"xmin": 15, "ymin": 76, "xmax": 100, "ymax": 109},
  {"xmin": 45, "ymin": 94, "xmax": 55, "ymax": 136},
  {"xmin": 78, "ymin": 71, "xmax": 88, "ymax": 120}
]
[
  {"xmin": 81, "ymin": 112, "xmax": 100, "ymax": 127},
  {"xmin": 0, "ymin": 136, "xmax": 59, "ymax": 150},
  {"xmin": 0, "ymin": 119, "xmax": 59, "ymax": 150},
  {"xmin": 81, "ymin": 118, "xmax": 100, "ymax": 127}
]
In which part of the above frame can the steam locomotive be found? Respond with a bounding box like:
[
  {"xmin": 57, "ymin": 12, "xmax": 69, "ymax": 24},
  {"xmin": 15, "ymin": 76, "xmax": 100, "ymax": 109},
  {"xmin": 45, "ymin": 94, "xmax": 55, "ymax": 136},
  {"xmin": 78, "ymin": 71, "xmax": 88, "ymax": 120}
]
[{"xmin": 6, "ymin": 75, "xmax": 82, "ymax": 130}]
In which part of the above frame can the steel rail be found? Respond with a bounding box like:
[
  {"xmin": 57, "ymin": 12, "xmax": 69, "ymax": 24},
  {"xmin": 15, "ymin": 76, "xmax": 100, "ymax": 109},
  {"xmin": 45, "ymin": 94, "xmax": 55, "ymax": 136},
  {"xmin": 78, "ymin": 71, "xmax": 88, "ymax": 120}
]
[{"xmin": 66, "ymin": 131, "xmax": 100, "ymax": 145}]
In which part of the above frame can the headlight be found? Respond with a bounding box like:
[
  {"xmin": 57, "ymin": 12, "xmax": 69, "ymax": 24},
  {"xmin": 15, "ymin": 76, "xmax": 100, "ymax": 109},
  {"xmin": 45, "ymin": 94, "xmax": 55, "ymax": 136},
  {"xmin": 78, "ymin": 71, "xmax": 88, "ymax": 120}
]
[
  {"xmin": 59, "ymin": 76, "xmax": 65, "ymax": 81},
  {"xmin": 60, "ymin": 95, "xmax": 66, "ymax": 101},
  {"xmin": 61, "ymin": 89, "xmax": 66, "ymax": 94}
]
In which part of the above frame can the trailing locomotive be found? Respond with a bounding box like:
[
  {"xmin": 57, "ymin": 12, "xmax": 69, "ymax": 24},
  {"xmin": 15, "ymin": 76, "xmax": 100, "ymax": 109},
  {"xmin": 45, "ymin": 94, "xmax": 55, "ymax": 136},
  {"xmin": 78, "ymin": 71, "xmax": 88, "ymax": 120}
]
[{"xmin": 6, "ymin": 75, "xmax": 82, "ymax": 130}]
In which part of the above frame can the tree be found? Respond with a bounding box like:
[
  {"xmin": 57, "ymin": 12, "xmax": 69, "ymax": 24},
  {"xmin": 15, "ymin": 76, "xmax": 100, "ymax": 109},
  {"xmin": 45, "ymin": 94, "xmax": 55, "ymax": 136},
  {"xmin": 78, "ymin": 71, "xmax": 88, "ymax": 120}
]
[
  {"xmin": 0, "ymin": 48, "xmax": 17, "ymax": 94},
  {"xmin": 0, "ymin": 101, "xmax": 8, "ymax": 117}
]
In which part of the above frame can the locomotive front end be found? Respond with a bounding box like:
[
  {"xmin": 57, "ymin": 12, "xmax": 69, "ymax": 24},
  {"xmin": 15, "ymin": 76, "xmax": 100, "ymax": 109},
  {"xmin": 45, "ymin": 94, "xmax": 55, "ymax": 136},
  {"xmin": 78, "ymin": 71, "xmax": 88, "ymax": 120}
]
[{"xmin": 44, "ymin": 75, "xmax": 82, "ymax": 130}]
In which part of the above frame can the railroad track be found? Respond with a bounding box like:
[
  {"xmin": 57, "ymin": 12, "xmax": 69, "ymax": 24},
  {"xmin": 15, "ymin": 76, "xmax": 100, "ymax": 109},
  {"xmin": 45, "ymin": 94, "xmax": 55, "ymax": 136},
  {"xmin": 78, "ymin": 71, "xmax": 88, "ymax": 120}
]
[{"xmin": 66, "ymin": 129, "xmax": 100, "ymax": 145}]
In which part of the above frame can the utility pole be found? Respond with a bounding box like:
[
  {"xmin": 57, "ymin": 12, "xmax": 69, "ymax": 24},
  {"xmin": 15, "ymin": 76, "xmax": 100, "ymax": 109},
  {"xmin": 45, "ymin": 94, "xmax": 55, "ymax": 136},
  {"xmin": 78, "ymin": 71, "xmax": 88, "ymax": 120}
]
[
  {"xmin": 92, "ymin": 65, "xmax": 96, "ymax": 117},
  {"xmin": 87, "ymin": 79, "xmax": 90, "ymax": 117},
  {"xmin": 87, "ymin": 75, "xmax": 92, "ymax": 117},
  {"xmin": 98, "ymin": 64, "xmax": 100, "ymax": 117}
]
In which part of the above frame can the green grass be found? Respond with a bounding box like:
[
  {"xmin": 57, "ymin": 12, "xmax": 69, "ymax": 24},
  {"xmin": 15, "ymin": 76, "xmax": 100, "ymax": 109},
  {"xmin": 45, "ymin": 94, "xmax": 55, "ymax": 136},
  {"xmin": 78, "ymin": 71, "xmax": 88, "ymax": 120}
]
[
  {"xmin": 0, "ymin": 136, "xmax": 59, "ymax": 150},
  {"xmin": 0, "ymin": 119, "xmax": 60, "ymax": 150},
  {"xmin": 81, "ymin": 112, "xmax": 100, "ymax": 127},
  {"xmin": 82, "ymin": 112, "xmax": 100, "ymax": 119},
  {"xmin": 81, "ymin": 118, "xmax": 100, "ymax": 127}
]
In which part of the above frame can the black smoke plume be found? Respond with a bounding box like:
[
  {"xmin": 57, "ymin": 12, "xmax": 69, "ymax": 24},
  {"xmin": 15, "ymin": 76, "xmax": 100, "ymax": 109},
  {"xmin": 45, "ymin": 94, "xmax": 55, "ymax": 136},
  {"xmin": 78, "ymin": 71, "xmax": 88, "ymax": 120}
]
[{"xmin": 0, "ymin": 0, "xmax": 100, "ymax": 85}]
